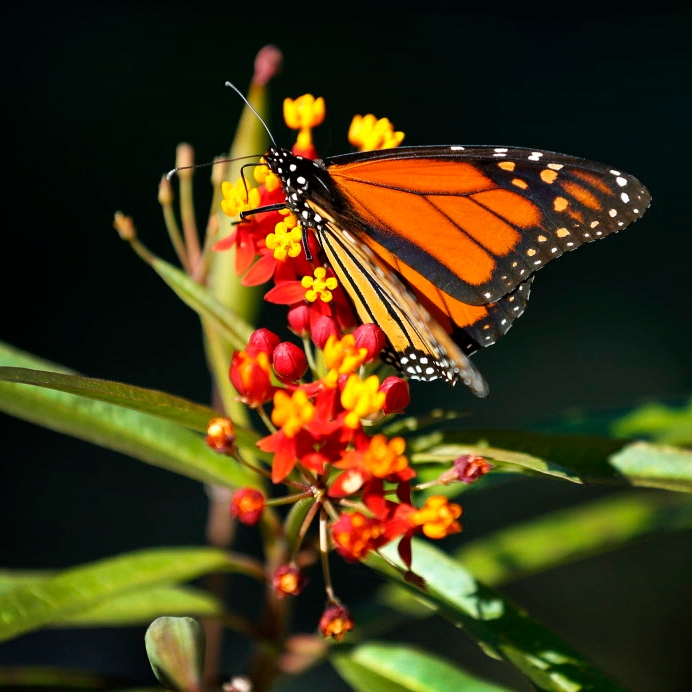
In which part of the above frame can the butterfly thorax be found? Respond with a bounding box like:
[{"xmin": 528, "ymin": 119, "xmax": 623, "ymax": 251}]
[{"xmin": 263, "ymin": 147, "xmax": 334, "ymax": 233}]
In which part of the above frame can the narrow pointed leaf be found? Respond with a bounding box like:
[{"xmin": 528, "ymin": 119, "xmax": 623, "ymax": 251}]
[
  {"xmin": 611, "ymin": 398, "xmax": 692, "ymax": 446},
  {"xmin": 409, "ymin": 429, "xmax": 692, "ymax": 492},
  {"xmin": 0, "ymin": 366, "xmax": 219, "ymax": 433},
  {"xmin": 0, "ymin": 547, "xmax": 262, "ymax": 642},
  {"xmin": 455, "ymin": 492, "xmax": 692, "ymax": 586},
  {"xmin": 0, "ymin": 573, "xmax": 222, "ymax": 626},
  {"xmin": 367, "ymin": 540, "xmax": 625, "ymax": 691},
  {"xmin": 0, "ymin": 342, "xmax": 264, "ymax": 488},
  {"xmin": 332, "ymin": 642, "xmax": 511, "ymax": 692}
]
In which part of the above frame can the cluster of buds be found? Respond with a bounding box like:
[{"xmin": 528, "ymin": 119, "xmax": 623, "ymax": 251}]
[{"xmin": 205, "ymin": 93, "xmax": 492, "ymax": 640}]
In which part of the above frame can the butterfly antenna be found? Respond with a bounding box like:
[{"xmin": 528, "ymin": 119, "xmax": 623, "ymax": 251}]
[
  {"xmin": 166, "ymin": 154, "xmax": 262, "ymax": 181},
  {"xmin": 225, "ymin": 81, "xmax": 277, "ymax": 148}
]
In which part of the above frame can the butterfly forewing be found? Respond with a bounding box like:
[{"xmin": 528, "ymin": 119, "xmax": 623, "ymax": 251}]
[{"xmin": 326, "ymin": 145, "xmax": 651, "ymax": 305}]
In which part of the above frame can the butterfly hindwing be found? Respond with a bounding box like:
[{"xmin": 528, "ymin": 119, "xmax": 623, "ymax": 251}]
[{"xmin": 318, "ymin": 216, "xmax": 488, "ymax": 395}]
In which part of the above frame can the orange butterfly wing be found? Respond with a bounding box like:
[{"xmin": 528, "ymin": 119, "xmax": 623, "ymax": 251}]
[{"xmin": 326, "ymin": 146, "xmax": 651, "ymax": 307}]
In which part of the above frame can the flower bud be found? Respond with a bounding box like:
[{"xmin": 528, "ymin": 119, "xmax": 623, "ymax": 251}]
[
  {"xmin": 353, "ymin": 323, "xmax": 386, "ymax": 362},
  {"xmin": 273, "ymin": 341, "xmax": 308, "ymax": 381},
  {"xmin": 205, "ymin": 417, "xmax": 236, "ymax": 454},
  {"xmin": 229, "ymin": 349, "xmax": 273, "ymax": 407},
  {"xmin": 287, "ymin": 302, "xmax": 311, "ymax": 336},
  {"xmin": 247, "ymin": 328, "xmax": 281, "ymax": 358},
  {"xmin": 230, "ymin": 488, "xmax": 265, "ymax": 525},
  {"xmin": 145, "ymin": 617, "xmax": 205, "ymax": 691},
  {"xmin": 272, "ymin": 564, "xmax": 308, "ymax": 598},
  {"xmin": 318, "ymin": 603, "xmax": 354, "ymax": 641},
  {"xmin": 379, "ymin": 376, "xmax": 410, "ymax": 415},
  {"xmin": 311, "ymin": 315, "xmax": 339, "ymax": 349},
  {"xmin": 452, "ymin": 455, "xmax": 493, "ymax": 484}
]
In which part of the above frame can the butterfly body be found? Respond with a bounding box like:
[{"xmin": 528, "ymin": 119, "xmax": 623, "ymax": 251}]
[{"xmin": 261, "ymin": 145, "xmax": 651, "ymax": 395}]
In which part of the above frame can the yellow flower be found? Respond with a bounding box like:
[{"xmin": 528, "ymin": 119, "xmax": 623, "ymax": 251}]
[
  {"xmin": 266, "ymin": 217, "xmax": 303, "ymax": 261},
  {"xmin": 220, "ymin": 178, "xmax": 260, "ymax": 217},
  {"xmin": 348, "ymin": 114, "xmax": 405, "ymax": 151},
  {"xmin": 323, "ymin": 334, "xmax": 368, "ymax": 376},
  {"xmin": 341, "ymin": 375, "xmax": 386, "ymax": 429},
  {"xmin": 413, "ymin": 496, "xmax": 462, "ymax": 539},
  {"xmin": 271, "ymin": 389, "xmax": 315, "ymax": 438},
  {"xmin": 301, "ymin": 267, "xmax": 338, "ymax": 303}
]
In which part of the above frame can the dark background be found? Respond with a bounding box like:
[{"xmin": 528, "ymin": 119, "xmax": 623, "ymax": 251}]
[{"xmin": 1, "ymin": 5, "xmax": 691, "ymax": 691}]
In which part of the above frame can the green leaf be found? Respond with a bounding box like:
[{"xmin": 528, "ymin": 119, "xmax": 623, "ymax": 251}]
[
  {"xmin": 332, "ymin": 642, "xmax": 511, "ymax": 692},
  {"xmin": 0, "ymin": 547, "xmax": 262, "ymax": 642},
  {"xmin": 0, "ymin": 573, "xmax": 222, "ymax": 626},
  {"xmin": 0, "ymin": 366, "xmax": 219, "ymax": 433},
  {"xmin": 409, "ymin": 429, "xmax": 692, "ymax": 492},
  {"xmin": 455, "ymin": 492, "xmax": 692, "ymax": 586},
  {"xmin": 0, "ymin": 341, "xmax": 264, "ymax": 488},
  {"xmin": 612, "ymin": 398, "xmax": 692, "ymax": 445},
  {"xmin": 367, "ymin": 540, "xmax": 625, "ymax": 692}
]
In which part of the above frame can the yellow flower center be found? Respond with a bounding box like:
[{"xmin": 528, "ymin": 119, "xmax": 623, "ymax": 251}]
[
  {"xmin": 301, "ymin": 267, "xmax": 338, "ymax": 303},
  {"xmin": 323, "ymin": 334, "xmax": 368, "ymax": 375},
  {"xmin": 348, "ymin": 114, "xmax": 405, "ymax": 151},
  {"xmin": 220, "ymin": 178, "xmax": 260, "ymax": 218},
  {"xmin": 271, "ymin": 389, "xmax": 315, "ymax": 438},
  {"xmin": 413, "ymin": 496, "xmax": 462, "ymax": 539},
  {"xmin": 266, "ymin": 216, "xmax": 303, "ymax": 261},
  {"xmin": 340, "ymin": 374, "xmax": 386, "ymax": 429},
  {"xmin": 254, "ymin": 159, "xmax": 281, "ymax": 192},
  {"xmin": 362, "ymin": 434, "xmax": 408, "ymax": 477}
]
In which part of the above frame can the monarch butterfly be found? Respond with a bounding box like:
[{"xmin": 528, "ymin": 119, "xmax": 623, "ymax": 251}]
[{"xmin": 252, "ymin": 142, "xmax": 651, "ymax": 397}]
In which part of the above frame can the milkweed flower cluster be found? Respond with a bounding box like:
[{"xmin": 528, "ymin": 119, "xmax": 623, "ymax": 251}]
[{"xmin": 208, "ymin": 92, "xmax": 492, "ymax": 639}]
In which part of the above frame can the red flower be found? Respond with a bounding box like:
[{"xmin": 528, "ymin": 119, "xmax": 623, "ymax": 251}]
[
  {"xmin": 229, "ymin": 349, "xmax": 274, "ymax": 407},
  {"xmin": 330, "ymin": 511, "xmax": 386, "ymax": 561},
  {"xmin": 205, "ymin": 417, "xmax": 236, "ymax": 454},
  {"xmin": 272, "ymin": 564, "xmax": 308, "ymax": 598},
  {"xmin": 230, "ymin": 488, "xmax": 265, "ymax": 525},
  {"xmin": 318, "ymin": 603, "xmax": 354, "ymax": 641}
]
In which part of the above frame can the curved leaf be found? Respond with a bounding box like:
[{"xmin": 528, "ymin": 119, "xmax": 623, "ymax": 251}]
[
  {"xmin": 409, "ymin": 429, "xmax": 692, "ymax": 492},
  {"xmin": 611, "ymin": 398, "xmax": 692, "ymax": 446},
  {"xmin": 0, "ymin": 547, "xmax": 262, "ymax": 642},
  {"xmin": 332, "ymin": 642, "xmax": 511, "ymax": 692},
  {"xmin": 455, "ymin": 492, "xmax": 692, "ymax": 586},
  {"xmin": 0, "ymin": 366, "xmax": 219, "ymax": 434},
  {"xmin": 366, "ymin": 540, "xmax": 625, "ymax": 691},
  {"xmin": 0, "ymin": 342, "xmax": 264, "ymax": 488}
]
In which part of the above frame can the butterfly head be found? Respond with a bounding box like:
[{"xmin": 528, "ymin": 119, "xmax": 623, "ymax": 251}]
[{"xmin": 263, "ymin": 147, "xmax": 331, "ymax": 233}]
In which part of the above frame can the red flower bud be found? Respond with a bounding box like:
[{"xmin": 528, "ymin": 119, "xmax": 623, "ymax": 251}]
[
  {"xmin": 353, "ymin": 323, "xmax": 386, "ymax": 362},
  {"xmin": 205, "ymin": 417, "xmax": 236, "ymax": 454},
  {"xmin": 229, "ymin": 349, "xmax": 273, "ymax": 407},
  {"xmin": 287, "ymin": 302, "xmax": 311, "ymax": 336},
  {"xmin": 273, "ymin": 341, "xmax": 308, "ymax": 381},
  {"xmin": 311, "ymin": 315, "xmax": 339, "ymax": 349},
  {"xmin": 379, "ymin": 376, "xmax": 410, "ymax": 415},
  {"xmin": 272, "ymin": 564, "xmax": 308, "ymax": 598},
  {"xmin": 318, "ymin": 603, "xmax": 354, "ymax": 641},
  {"xmin": 230, "ymin": 488, "xmax": 265, "ymax": 525},
  {"xmin": 247, "ymin": 328, "xmax": 281, "ymax": 358},
  {"xmin": 448, "ymin": 455, "xmax": 493, "ymax": 485}
]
